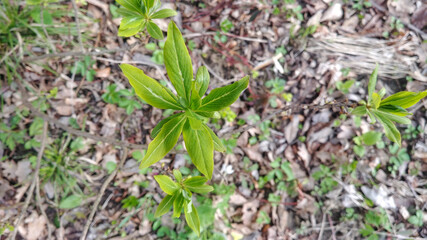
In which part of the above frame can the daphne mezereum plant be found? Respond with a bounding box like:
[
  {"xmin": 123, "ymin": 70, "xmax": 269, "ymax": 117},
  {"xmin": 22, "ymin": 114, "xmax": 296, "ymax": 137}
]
[
  {"xmin": 351, "ymin": 66, "xmax": 427, "ymax": 146},
  {"xmin": 120, "ymin": 21, "xmax": 248, "ymax": 235},
  {"xmin": 116, "ymin": 0, "xmax": 177, "ymax": 39}
]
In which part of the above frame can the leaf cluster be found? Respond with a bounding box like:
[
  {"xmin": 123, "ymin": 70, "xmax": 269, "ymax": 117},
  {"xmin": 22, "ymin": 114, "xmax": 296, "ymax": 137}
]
[
  {"xmin": 120, "ymin": 21, "xmax": 248, "ymax": 180},
  {"xmin": 116, "ymin": 0, "xmax": 176, "ymax": 39},
  {"xmin": 352, "ymin": 65, "xmax": 427, "ymax": 146},
  {"xmin": 102, "ymin": 83, "xmax": 142, "ymax": 114},
  {"xmin": 71, "ymin": 56, "xmax": 96, "ymax": 82},
  {"xmin": 154, "ymin": 170, "xmax": 214, "ymax": 236}
]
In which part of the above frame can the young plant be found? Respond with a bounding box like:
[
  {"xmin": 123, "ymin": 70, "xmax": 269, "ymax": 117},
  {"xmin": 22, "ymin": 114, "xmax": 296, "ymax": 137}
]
[
  {"xmin": 145, "ymin": 41, "xmax": 165, "ymax": 64},
  {"xmin": 351, "ymin": 65, "xmax": 427, "ymax": 146},
  {"xmin": 102, "ymin": 83, "xmax": 142, "ymax": 114},
  {"xmin": 121, "ymin": 21, "xmax": 248, "ymax": 180},
  {"xmin": 312, "ymin": 165, "xmax": 338, "ymax": 196},
  {"xmin": 154, "ymin": 170, "xmax": 214, "ymax": 236},
  {"xmin": 119, "ymin": 21, "xmax": 248, "ymax": 234},
  {"xmin": 116, "ymin": 0, "xmax": 177, "ymax": 39},
  {"xmin": 71, "ymin": 56, "xmax": 96, "ymax": 82}
]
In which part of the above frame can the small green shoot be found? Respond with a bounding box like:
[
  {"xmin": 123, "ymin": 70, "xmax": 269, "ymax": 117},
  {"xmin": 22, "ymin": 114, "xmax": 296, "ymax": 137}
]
[{"xmin": 116, "ymin": 0, "xmax": 177, "ymax": 39}]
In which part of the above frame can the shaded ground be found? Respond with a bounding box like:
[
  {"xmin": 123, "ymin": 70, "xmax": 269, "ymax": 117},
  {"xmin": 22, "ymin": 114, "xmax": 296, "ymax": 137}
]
[{"xmin": 0, "ymin": 0, "xmax": 426, "ymax": 239}]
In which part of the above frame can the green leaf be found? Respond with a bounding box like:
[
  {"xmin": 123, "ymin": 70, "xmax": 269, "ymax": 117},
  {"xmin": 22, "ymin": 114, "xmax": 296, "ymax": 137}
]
[
  {"xmin": 117, "ymin": 0, "xmax": 143, "ymax": 13},
  {"xmin": 366, "ymin": 109, "xmax": 376, "ymax": 124},
  {"xmin": 378, "ymin": 88, "xmax": 386, "ymax": 98},
  {"xmin": 118, "ymin": 26, "xmax": 142, "ymax": 37},
  {"xmin": 183, "ymin": 121, "xmax": 214, "ymax": 179},
  {"xmin": 27, "ymin": 0, "xmax": 43, "ymax": 5},
  {"xmin": 367, "ymin": 64, "xmax": 378, "ymax": 103},
  {"xmin": 371, "ymin": 109, "xmax": 411, "ymax": 124},
  {"xmin": 116, "ymin": 7, "xmax": 140, "ymax": 17},
  {"xmin": 378, "ymin": 105, "xmax": 411, "ymax": 116},
  {"xmin": 173, "ymin": 193, "xmax": 184, "ymax": 218},
  {"xmin": 164, "ymin": 21, "xmax": 193, "ymax": 103},
  {"xmin": 154, "ymin": 175, "xmax": 179, "ymax": 195},
  {"xmin": 184, "ymin": 203, "xmax": 200, "ymax": 236},
  {"xmin": 373, "ymin": 111, "xmax": 401, "ymax": 146},
  {"xmin": 370, "ymin": 92, "xmax": 381, "ymax": 109},
  {"xmin": 173, "ymin": 169, "xmax": 182, "ymax": 182},
  {"xmin": 120, "ymin": 16, "xmax": 144, "ymax": 30},
  {"xmin": 203, "ymin": 124, "xmax": 226, "ymax": 152},
  {"xmin": 59, "ymin": 195, "xmax": 82, "ymax": 209},
  {"xmin": 151, "ymin": 113, "xmax": 183, "ymax": 138},
  {"xmin": 362, "ymin": 131, "xmax": 382, "ymax": 146},
  {"xmin": 140, "ymin": 114, "xmax": 186, "ymax": 169},
  {"xmin": 145, "ymin": 0, "xmax": 155, "ymax": 10},
  {"xmin": 120, "ymin": 64, "xmax": 183, "ymax": 110},
  {"xmin": 29, "ymin": 118, "xmax": 44, "ymax": 136},
  {"xmin": 353, "ymin": 145, "xmax": 365, "ymax": 157},
  {"xmin": 188, "ymin": 116, "xmax": 202, "ymax": 130},
  {"xmin": 281, "ymin": 161, "xmax": 295, "ymax": 181},
  {"xmin": 380, "ymin": 91, "xmax": 427, "ymax": 109},
  {"xmin": 198, "ymin": 76, "xmax": 249, "ymax": 112},
  {"xmin": 360, "ymin": 224, "xmax": 374, "ymax": 237},
  {"xmin": 147, "ymin": 21, "xmax": 164, "ymax": 40},
  {"xmin": 155, "ymin": 194, "xmax": 175, "ymax": 217},
  {"xmin": 194, "ymin": 111, "xmax": 217, "ymax": 118},
  {"xmin": 190, "ymin": 87, "xmax": 201, "ymax": 110},
  {"xmin": 351, "ymin": 106, "xmax": 367, "ymax": 116},
  {"xmin": 105, "ymin": 161, "xmax": 117, "ymax": 174},
  {"xmin": 195, "ymin": 66, "xmax": 210, "ymax": 97},
  {"xmin": 183, "ymin": 176, "xmax": 208, "ymax": 186},
  {"xmin": 185, "ymin": 184, "xmax": 214, "ymax": 194},
  {"xmin": 151, "ymin": 9, "xmax": 177, "ymax": 19}
]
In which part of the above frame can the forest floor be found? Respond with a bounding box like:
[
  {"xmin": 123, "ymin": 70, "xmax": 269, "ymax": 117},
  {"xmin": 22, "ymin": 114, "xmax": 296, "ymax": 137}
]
[{"xmin": 0, "ymin": 0, "xmax": 427, "ymax": 239}]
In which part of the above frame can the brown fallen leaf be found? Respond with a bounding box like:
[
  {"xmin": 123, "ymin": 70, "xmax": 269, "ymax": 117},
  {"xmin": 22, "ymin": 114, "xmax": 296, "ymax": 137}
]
[
  {"xmin": 411, "ymin": 5, "xmax": 427, "ymax": 29},
  {"xmin": 18, "ymin": 213, "xmax": 47, "ymax": 240},
  {"xmin": 95, "ymin": 67, "xmax": 111, "ymax": 78}
]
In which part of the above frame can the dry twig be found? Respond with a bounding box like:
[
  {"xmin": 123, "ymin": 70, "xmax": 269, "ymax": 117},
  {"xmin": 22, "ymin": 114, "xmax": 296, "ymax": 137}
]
[
  {"xmin": 23, "ymin": 43, "xmax": 138, "ymax": 62},
  {"xmin": 223, "ymin": 101, "xmax": 352, "ymax": 138},
  {"xmin": 10, "ymin": 122, "xmax": 48, "ymax": 240},
  {"xmin": 80, "ymin": 148, "xmax": 129, "ymax": 240},
  {"xmin": 16, "ymin": 77, "xmax": 147, "ymax": 149},
  {"xmin": 71, "ymin": 0, "xmax": 85, "ymax": 53}
]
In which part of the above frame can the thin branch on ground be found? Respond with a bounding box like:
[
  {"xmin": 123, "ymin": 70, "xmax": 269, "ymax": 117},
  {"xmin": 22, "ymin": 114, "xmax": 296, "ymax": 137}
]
[
  {"xmin": 94, "ymin": 56, "xmax": 161, "ymax": 69},
  {"xmin": 95, "ymin": 56, "xmax": 178, "ymax": 94},
  {"xmin": 80, "ymin": 147, "xmax": 129, "ymax": 240},
  {"xmin": 317, "ymin": 211, "xmax": 327, "ymax": 240},
  {"xmin": 16, "ymin": 77, "xmax": 147, "ymax": 149},
  {"xmin": 23, "ymin": 43, "xmax": 138, "ymax": 62},
  {"xmin": 35, "ymin": 123, "xmax": 53, "ymax": 240},
  {"xmin": 71, "ymin": 0, "xmax": 85, "ymax": 53},
  {"xmin": 328, "ymin": 214, "xmax": 337, "ymax": 240},
  {"xmin": 223, "ymin": 101, "xmax": 353, "ymax": 138},
  {"xmin": 10, "ymin": 121, "xmax": 48, "ymax": 240},
  {"xmin": 0, "ymin": 45, "xmax": 18, "ymax": 64},
  {"xmin": 183, "ymin": 31, "xmax": 268, "ymax": 43}
]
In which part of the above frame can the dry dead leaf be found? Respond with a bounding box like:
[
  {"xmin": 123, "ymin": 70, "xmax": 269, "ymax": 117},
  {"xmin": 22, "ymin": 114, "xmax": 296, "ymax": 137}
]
[
  {"xmin": 242, "ymin": 200, "xmax": 259, "ymax": 226},
  {"xmin": 361, "ymin": 185, "xmax": 396, "ymax": 209},
  {"xmin": 320, "ymin": 3, "xmax": 343, "ymax": 22},
  {"xmin": 297, "ymin": 144, "xmax": 311, "ymax": 169},
  {"xmin": 95, "ymin": 67, "xmax": 111, "ymax": 78},
  {"xmin": 243, "ymin": 144, "xmax": 264, "ymax": 162},
  {"xmin": 284, "ymin": 115, "xmax": 300, "ymax": 143},
  {"xmin": 18, "ymin": 213, "xmax": 47, "ymax": 240},
  {"xmin": 229, "ymin": 193, "xmax": 248, "ymax": 206}
]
